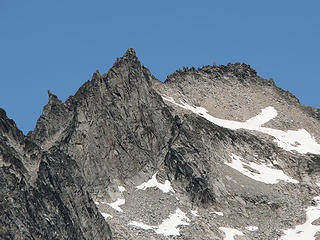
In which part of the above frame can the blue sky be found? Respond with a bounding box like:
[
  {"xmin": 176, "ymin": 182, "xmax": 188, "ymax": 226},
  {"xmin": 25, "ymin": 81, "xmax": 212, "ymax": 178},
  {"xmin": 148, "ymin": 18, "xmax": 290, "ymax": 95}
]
[{"xmin": 1, "ymin": 1, "xmax": 319, "ymax": 133}]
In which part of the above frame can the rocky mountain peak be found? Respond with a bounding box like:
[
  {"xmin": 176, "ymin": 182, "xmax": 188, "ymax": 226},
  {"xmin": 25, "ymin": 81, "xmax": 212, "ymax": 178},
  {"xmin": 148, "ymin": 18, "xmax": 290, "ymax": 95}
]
[
  {"xmin": 47, "ymin": 89, "xmax": 62, "ymax": 104},
  {"xmin": 0, "ymin": 107, "xmax": 24, "ymax": 142},
  {"xmin": 109, "ymin": 48, "xmax": 141, "ymax": 72},
  {"xmin": 123, "ymin": 47, "xmax": 138, "ymax": 59},
  {"xmin": 92, "ymin": 69, "xmax": 101, "ymax": 81},
  {"xmin": 165, "ymin": 61, "xmax": 264, "ymax": 87},
  {"xmin": 3, "ymin": 49, "xmax": 320, "ymax": 239},
  {"xmin": 0, "ymin": 108, "xmax": 7, "ymax": 120}
]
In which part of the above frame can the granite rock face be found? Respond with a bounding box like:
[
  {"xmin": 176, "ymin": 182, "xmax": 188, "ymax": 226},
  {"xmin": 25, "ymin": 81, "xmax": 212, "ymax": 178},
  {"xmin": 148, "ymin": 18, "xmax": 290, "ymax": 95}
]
[
  {"xmin": 29, "ymin": 49, "xmax": 176, "ymax": 195},
  {"xmin": 0, "ymin": 109, "xmax": 112, "ymax": 239},
  {"xmin": 2, "ymin": 49, "xmax": 320, "ymax": 239}
]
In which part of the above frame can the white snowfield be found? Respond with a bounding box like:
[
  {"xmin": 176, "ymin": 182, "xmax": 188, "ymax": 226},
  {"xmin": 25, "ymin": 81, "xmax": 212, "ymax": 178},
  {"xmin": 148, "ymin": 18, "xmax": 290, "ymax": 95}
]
[
  {"xmin": 136, "ymin": 172, "xmax": 175, "ymax": 193},
  {"xmin": 162, "ymin": 96, "xmax": 320, "ymax": 155},
  {"xmin": 280, "ymin": 196, "xmax": 320, "ymax": 240},
  {"xmin": 219, "ymin": 227, "xmax": 244, "ymax": 240},
  {"xmin": 107, "ymin": 198, "xmax": 125, "ymax": 212},
  {"xmin": 129, "ymin": 208, "xmax": 190, "ymax": 236},
  {"xmin": 226, "ymin": 154, "xmax": 299, "ymax": 184}
]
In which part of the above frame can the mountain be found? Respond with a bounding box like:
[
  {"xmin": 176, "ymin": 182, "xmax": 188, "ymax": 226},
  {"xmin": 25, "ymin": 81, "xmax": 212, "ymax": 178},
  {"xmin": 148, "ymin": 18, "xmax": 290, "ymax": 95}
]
[{"xmin": 2, "ymin": 48, "xmax": 320, "ymax": 239}]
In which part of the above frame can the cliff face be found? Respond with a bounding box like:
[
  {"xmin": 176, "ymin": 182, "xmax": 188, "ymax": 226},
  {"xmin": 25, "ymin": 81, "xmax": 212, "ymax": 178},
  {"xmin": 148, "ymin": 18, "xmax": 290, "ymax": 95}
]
[
  {"xmin": 2, "ymin": 49, "xmax": 320, "ymax": 239},
  {"xmin": 0, "ymin": 109, "xmax": 112, "ymax": 240},
  {"xmin": 29, "ymin": 49, "xmax": 176, "ymax": 195}
]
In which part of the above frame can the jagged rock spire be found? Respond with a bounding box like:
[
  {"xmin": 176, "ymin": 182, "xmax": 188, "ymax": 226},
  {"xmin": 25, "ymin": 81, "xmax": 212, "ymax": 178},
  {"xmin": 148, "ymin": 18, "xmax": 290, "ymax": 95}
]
[
  {"xmin": 47, "ymin": 89, "xmax": 61, "ymax": 105},
  {"xmin": 92, "ymin": 69, "xmax": 101, "ymax": 81},
  {"xmin": 111, "ymin": 48, "xmax": 141, "ymax": 70},
  {"xmin": 0, "ymin": 108, "xmax": 7, "ymax": 120},
  {"xmin": 0, "ymin": 107, "xmax": 24, "ymax": 140},
  {"xmin": 123, "ymin": 48, "xmax": 137, "ymax": 58}
]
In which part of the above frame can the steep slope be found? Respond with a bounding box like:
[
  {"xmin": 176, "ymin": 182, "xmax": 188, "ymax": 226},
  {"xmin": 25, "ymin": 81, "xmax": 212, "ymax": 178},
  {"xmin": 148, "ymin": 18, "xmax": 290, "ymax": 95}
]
[
  {"xmin": 29, "ymin": 49, "xmax": 176, "ymax": 195},
  {"xmin": 0, "ymin": 109, "xmax": 112, "ymax": 239},
  {"xmin": 27, "ymin": 49, "xmax": 320, "ymax": 239}
]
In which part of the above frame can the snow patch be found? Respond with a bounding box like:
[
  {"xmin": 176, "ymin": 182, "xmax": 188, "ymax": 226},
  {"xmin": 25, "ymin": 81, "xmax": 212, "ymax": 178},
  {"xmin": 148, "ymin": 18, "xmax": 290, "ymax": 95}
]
[
  {"xmin": 245, "ymin": 226, "xmax": 259, "ymax": 232},
  {"xmin": 107, "ymin": 198, "xmax": 125, "ymax": 212},
  {"xmin": 118, "ymin": 186, "xmax": 126, "ymax": 192},
  {"xmin": 219, "ymin": 227, "xmax": 244, "ymax": 240},
  {"xmin": 245, "ymin": 106, "xmax": 278, "ymax": 127},
  {"xmin": 280, "ymin": 196, "xmax": 320, "ymax": 240},
  {"xmin": 214, "ymin": 212, "xmax": 224, "ymax": 216},
  {"xmin": 225, "ymin": 154, "xmax": 299, "ymax": 184},
  {"xmin": 136, "ymin": 172, "xmax": 175, "ymax": 193},
  {"xmin": 101, "ymin": 212, "xmax": 113, "ymax": 219},
  {"xmin": 190, "ymin": 210, "xmax": 199, "ymax": 217},
  {"xmin": 129, "ymin": 221, "xmax": 154, "ymax": 230},
  {"xmin": 162, "ymin": 96, "xmax": 320, "ymax": 155},
  {"xmin": 129, "ymin": 208, "xmax": 190, "ymax": 236}
]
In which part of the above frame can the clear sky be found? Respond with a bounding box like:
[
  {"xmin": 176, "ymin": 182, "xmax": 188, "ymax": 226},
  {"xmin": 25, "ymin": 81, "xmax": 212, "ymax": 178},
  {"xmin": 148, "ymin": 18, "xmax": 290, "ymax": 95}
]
[{"xmin": 1, "ymin": 1, "xmax": 319, "ymax": 133}]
